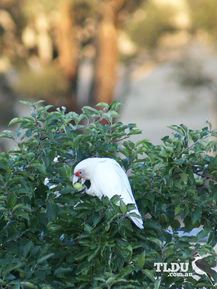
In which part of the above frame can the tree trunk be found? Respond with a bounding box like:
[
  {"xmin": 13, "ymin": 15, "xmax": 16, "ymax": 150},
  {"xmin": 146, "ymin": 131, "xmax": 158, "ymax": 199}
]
[
  {"xmin": 90, "ymin": 0, "xmax": 125, "ymax": 105},
  {"xmin": 56, "ymin": 0, "xmax": 78, "ymax": 111}
]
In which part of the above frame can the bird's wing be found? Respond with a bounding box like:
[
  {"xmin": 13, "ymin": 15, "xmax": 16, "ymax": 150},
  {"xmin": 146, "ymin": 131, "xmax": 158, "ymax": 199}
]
[
  {"xmin": 92, "ymin": 159, "xmax": 136, "ymax": 205},
  {"xmin": 92, "ymin": 159, "xmax": 144, "ymax": 229}
]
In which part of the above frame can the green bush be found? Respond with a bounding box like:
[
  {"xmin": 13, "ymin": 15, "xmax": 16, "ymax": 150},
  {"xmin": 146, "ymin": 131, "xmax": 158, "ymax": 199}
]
[{"xmin": 0, "ymin": 100, "xmax": 217, "ymax": 289}]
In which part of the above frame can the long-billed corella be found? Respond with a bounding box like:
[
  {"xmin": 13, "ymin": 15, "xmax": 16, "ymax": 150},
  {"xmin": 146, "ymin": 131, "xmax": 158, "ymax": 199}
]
[{"xmin": 73, "ymin": 157, "xmax": 144, "ymax": 229}]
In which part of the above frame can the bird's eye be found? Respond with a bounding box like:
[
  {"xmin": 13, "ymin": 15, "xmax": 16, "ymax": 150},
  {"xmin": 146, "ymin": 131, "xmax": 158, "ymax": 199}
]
[{"xmin": 79, "ymin": 170, "xmax": 84, "ymax": 176}]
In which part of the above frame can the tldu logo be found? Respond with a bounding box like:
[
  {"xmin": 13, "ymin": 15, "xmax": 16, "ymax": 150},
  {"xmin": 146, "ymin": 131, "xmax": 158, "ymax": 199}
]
[{"xmin": 154, "ymin": 262, "xmax": 192, "ymax": 277}]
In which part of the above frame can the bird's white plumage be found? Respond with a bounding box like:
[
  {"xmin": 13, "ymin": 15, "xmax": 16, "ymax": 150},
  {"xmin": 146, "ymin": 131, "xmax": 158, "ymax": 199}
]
[{"xmin": 73, "ymin": 157, "xmax": 144, "ymax": 229}]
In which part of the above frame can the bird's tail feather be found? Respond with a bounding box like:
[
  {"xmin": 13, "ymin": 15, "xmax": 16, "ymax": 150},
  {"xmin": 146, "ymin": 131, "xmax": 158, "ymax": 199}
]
[{"xmin": 128, "ymin": 210, "xmax": 144, "ymax": 229}]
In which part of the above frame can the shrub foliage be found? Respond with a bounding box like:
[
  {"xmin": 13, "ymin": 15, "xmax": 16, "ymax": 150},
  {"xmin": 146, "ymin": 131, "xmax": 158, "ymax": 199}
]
[{"xmin": 0, "ymin": 101, "xmax": 217, "ymax": 289}]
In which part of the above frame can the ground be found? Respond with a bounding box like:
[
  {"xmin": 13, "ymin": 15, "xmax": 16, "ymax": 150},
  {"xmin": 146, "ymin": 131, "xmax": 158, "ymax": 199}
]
[{"xmin": 120, "ymin": 42, "xmax": 217, "ymax": 144}]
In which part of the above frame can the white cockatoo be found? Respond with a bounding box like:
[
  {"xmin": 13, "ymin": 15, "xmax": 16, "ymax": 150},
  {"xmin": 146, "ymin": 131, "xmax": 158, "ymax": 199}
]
[{"xmin": 73, "ymin": 157, "xmax": 144, "ymax": 229}]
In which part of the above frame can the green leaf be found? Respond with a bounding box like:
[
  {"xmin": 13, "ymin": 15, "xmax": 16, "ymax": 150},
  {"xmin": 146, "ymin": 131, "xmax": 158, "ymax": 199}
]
[
  {"xmin": 37, "ymin": 253, "xmax": 54, "ymax": 264},
  {"xmin": 110, "ymin": 195, "xmax": 121, "ymax": 204},
  {"xmin": 88, "ymin": 247, "xmax": 100, "ymax": 262},
  {"xmin": 146, "ymin": 237, "xmax": 163, "ymax": 248},
  {"xmin": 175, "ymin": 206, "xmax": 182, "ymax": 216},
  {"xmin": 120, "ymin": 200, "xmax": 127, "ymax": 214},
  {"xmin": 143, "ymin": 269, "xmax": 155, "ymax": 282},
  {"xmin": 109, "ymin": 100, "xmax": 122, "ymax": 111},
  {"xmin": 54, "ymin": 267, "xmax": 72, "ymax": 276},
  {"xmin": 73, "ymin": 135, "xmax": 86, "ymax": 146},
  {"xmin": 7, "ymin": 191, "xmax": 17, "ymax": 209},
  {"xmin": 0, "ymin": 130, "xmax": 15, "ymax": 139},
  {"xmin": 191, "ymin": 209, "xmax": 202, "ymax": 225},
  {"xmin": 96, "ymin": 102, "xmax": 109, "ymax": 109},
  {"xmin": 82, "ymin": 106, "xmax": 98, "ymax": 113},
  {"xmin": 47, "ymin": 200, "xmax": 58, "ymax": 221},
  {"xmin": 119, "ymin": 265, "xmax": 134, "ymax": 277},
  {"xmin": 128, "ymin": 128, "xmax": 142, "ymax": 135},
  {"xmin": 19, "ymin": 100, "xmax": 34, "ymax": 106},
  {"xmin": 154, "ymin": 279, "xmax": 161, "ymax": 289},
  {"xmin": 20, "ymin": 282, "xmax": 38, "ymax": 289},
  {"xmin": 12, "ymin": 204, "xmax": 32, "ymax": 213},
  {"xmin": 180, "ymin": 173, "xmax": 188, "ymax": 184},
  {"xmin": 196, "ymin": 229, "xmax": 210, "ymax": 241},
  {"xmin": 208, "ymin": 231, "xmax": 214, "ymax": 244},
  {"xmin": 168, "ymin": 125, "xmax": 184, "ymax": 136},
  {"xmin": 16, "ymin": 210, "xmax": 30, "ymax": 221},
  {"xmin": 84, "ymin": 224, "xmax": 92, "ymax": 233},
  {"xmin": 108, "ymin": 111, "xmax": 120, "ymax": 119},
  {"xmin": 137, "ymin": 251, "xmax": 145, "ymax": 268},
  {"xmin": 23, "ymin": 241, "xmax": 33, "ymax": 258},
  {"xmin": 8, "ymin": 117, "xmax": 25, "ymax": 126},
  {"xmin": 31, "ymin": 162, "xmax": 46, "ymax": 174},
  {"xmin": 61, "ymin": 165, "xmax": 71, "ymax": 179}
]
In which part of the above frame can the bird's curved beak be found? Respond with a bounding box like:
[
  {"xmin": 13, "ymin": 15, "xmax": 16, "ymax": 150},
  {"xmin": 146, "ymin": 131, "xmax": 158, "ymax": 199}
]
[{"xmin": 72, "ymin": 174, "xmax": 81, "ymax": 185}]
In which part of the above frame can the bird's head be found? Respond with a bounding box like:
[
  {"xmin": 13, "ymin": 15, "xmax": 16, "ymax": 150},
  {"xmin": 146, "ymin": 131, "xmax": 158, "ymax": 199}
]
[
  {"xmin": 73, "ymin": 168, "xmax": 89, "ymax": 192},
  {"xmin": 73, "ymin": 161, "xmax": 91, "ymax": 183},
  {"xmin": 73, "ymin": 158, "xmax": 97, "ymax": 192}
]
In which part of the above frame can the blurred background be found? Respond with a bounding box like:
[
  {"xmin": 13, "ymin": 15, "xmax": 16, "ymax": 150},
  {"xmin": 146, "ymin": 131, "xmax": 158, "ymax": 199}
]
[{"xmin": 1, "ymin": 0, "xmax": 217, "ymax": 150}]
